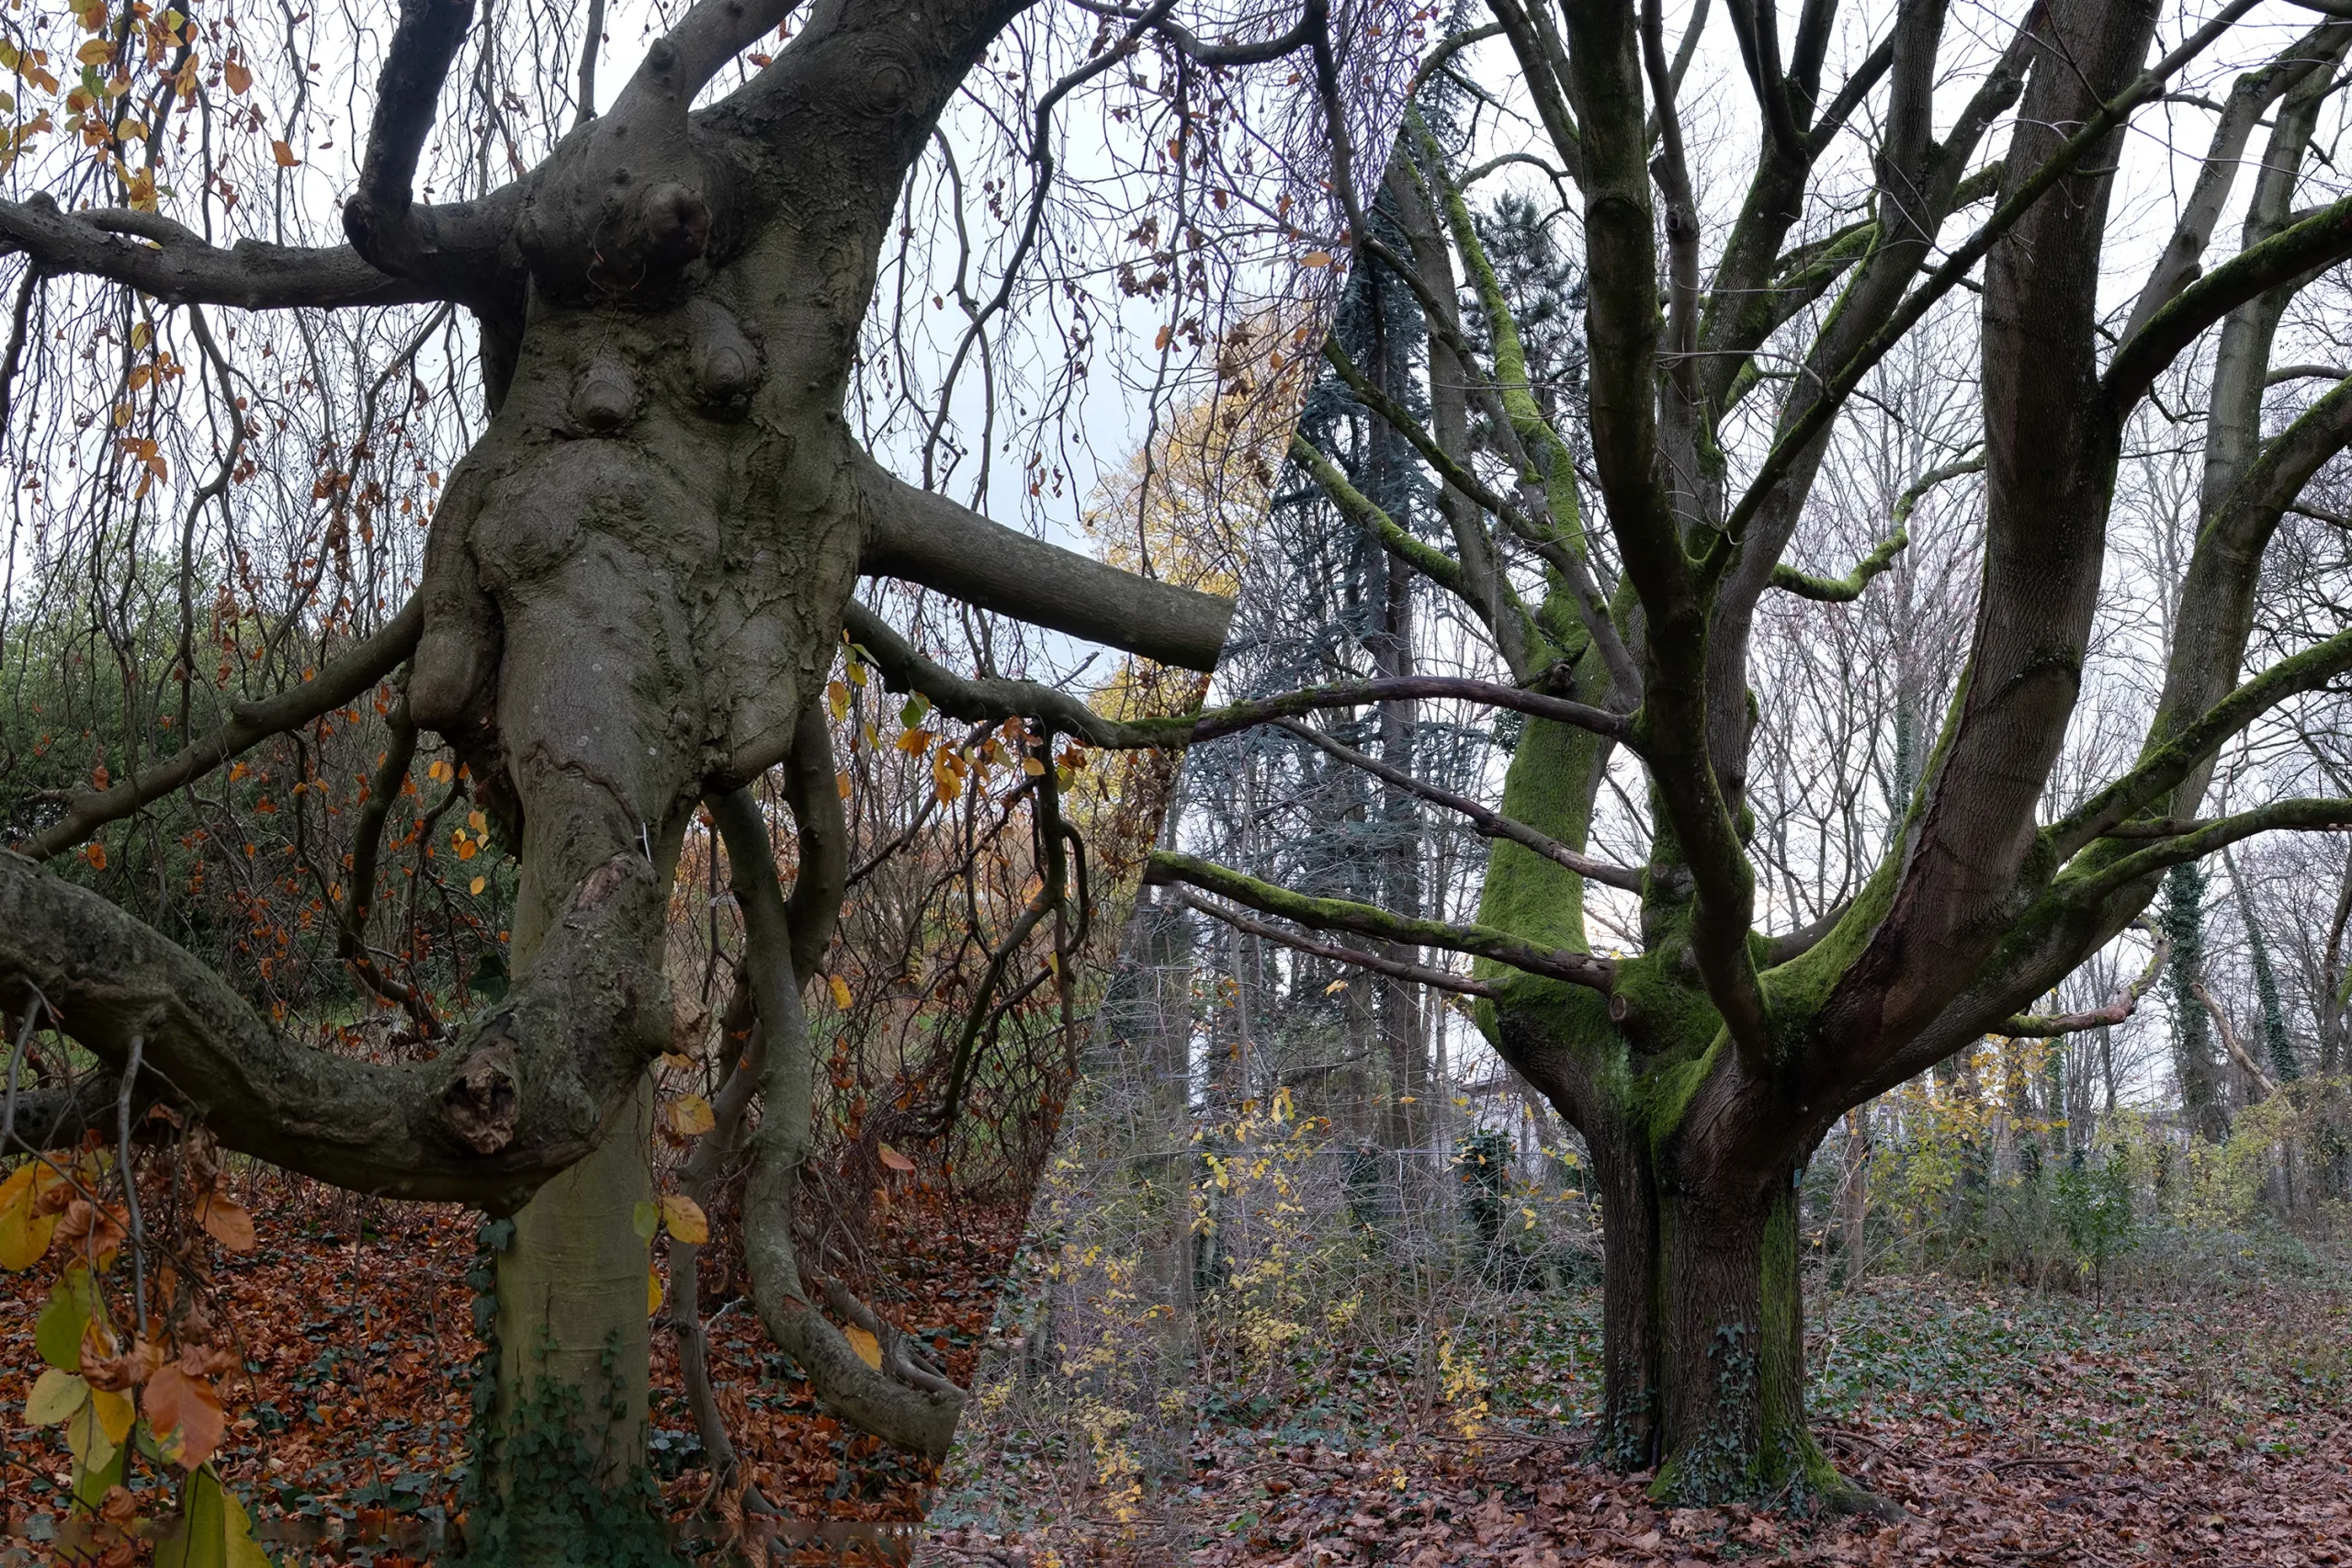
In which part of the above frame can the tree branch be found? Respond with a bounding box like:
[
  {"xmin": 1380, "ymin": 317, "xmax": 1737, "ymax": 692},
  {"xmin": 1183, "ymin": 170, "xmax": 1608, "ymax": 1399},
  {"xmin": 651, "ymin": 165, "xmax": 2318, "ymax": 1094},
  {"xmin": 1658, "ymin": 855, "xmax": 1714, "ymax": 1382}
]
[
  {"xmin": 2049, "ymin": 624, "xmax": 2352, "ymax": 858},
  {"xmin": 2065, "ymin": 798, "xmax": 2352, "ymax": 906},
  {"xmin": 1996, "ymin": 922, "xmax": 2168, "ymax": 1036},
  {"xmin": 842, "ymin": 604, "xmax": 1629, "ymax": 752},
  {"xmin": 2105, "ymin": 191, "xmax": 2352, "ymax": 410},
  {"xmin": 1168, "ymin": 887, "xmax": 1500, "ymax": 998},
  {"xmin": 712, "ymin": 793, "xmax": 966, "ymax": 1457},
  {"xmin": 0, "ymin": 197, "xmax": 431, "ymax": 310},
  {"xmin": 1143, "ymin": 851, "xmax": 1616, "ymax": 992},
  {"xmin": 343, "ymin": 0, "xmax": 476, "ymax": 276},
  {"xmin": 0, "ymin": 852, "xmax": 613, "ymax": 1205},
  {"xmin": 1768, "ymin": 455, "xmax": 1981, "ymax": 601},
  {"xmin": 1272, "ymin": 718, "xmax": 1643, "ymax": 891},
  {"xmin": 21, "ymin": 598, "xmax": 424, "ymax": 859},
  {"xmin": 854, "ymin": 455, "xmax": 1232, "ymax": 671}
]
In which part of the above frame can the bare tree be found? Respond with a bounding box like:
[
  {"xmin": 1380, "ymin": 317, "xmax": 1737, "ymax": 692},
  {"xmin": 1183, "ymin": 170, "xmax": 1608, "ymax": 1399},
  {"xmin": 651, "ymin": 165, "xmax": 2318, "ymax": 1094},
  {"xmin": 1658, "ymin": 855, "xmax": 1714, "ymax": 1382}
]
[{"xmin": 1097, "ymin": 0, "xmax": 2352, "ymax": 1512}]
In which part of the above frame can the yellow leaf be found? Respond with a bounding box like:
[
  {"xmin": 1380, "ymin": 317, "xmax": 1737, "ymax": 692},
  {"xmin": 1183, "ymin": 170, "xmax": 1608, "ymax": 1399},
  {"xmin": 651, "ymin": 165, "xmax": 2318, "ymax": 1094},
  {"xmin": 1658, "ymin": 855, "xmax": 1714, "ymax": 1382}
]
[
  {"xmin": 844, "ymin": 1325, "xmax": 882, "ymax": 1370},
  {"xmin": 1022, "ymin": 757, "xmax": 1046, "ymax": 776},
  {"xmin": 826, "ymin": 679, "xmax": 850, "ymax": 721},
  {"xmin": 0, "ymin": 1163, "xmax": 62, "ymax": 1269},
  {"xmin": 659, "ymin": 1051, "xmax": 694, "ymax": 1072},
  {"xmin": 647, "ymin": 1266, "xmax": 662, "ymax": 1315},
  {"xmin": 835, "ymin": 769, "xmax": 852, "ymax": 800},
  {"xmin": 660, "ymin": 1193, "xmax": 708, "ymax": 1245},
  {"xmin": 468, "ymin": 809, "xmax": 488, "ymax": 833},
  {"xmin": 89, "ymin": 1385, "xmax": 134, "ymax": 1445},
  {"xmin": 665, "ymin": 1095, "xmax": 715, "ymax": 1137},
  {"xmin": 64, "ymin": 1392, "xmax": 116, "ymax": 1472},
  {"xmin": 828, "ymin": 975, "xmax": 852, "ymax": 1010},
  {"xmin": 427, "ymin": 759, "xmax": 452, "ymax": 782},
  {"xmin": 877, "ymin": 1144, "xmax": 915, "ymax": 1174},
  {"xmin": 270, "ymin": 139, "xmax": 299, "ymax": 167},
  {"xmin": 1301, "ymin": 250, "xmax": 1334, "ymax": 267},
  {"xmin": 27, "ymin": 1366, "xmax": 87, "ymax": 1425},
  {"xmin": 469, "ymin": 876, "xmax": 487, "ymax": 896}
]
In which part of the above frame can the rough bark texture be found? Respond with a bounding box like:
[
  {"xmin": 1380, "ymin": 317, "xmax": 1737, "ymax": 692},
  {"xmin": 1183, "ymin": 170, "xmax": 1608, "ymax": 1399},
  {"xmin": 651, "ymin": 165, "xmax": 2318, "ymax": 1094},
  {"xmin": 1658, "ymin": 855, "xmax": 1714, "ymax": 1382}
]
[{"xmin": 0, "ymin": 0, "xmax": 1242, "ymax": 1546}]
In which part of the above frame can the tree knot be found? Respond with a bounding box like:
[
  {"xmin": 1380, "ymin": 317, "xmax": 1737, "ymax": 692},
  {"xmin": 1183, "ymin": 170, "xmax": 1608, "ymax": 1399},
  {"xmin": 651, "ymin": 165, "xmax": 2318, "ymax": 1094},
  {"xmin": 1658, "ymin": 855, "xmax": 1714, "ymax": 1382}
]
[{"xmin": 441, "ymin": 1041, "xmax": 520, "ymax": 1155}]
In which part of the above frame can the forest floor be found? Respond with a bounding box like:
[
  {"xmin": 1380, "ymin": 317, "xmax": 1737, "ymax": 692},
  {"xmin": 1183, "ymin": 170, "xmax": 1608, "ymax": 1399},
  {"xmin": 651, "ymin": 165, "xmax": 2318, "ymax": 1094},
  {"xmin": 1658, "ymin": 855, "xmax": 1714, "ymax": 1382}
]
[
  {"xmin": 6, "ymin": 1195, "xmax": 2350, "ymax": 1566},
  {"xmin": 0, "ymin": 1173, "xmax": 1028, "ymax": 1566},
  {"xmin": 922, "ymin": 1267, "xmax": 2352, "ymax": 1567}
]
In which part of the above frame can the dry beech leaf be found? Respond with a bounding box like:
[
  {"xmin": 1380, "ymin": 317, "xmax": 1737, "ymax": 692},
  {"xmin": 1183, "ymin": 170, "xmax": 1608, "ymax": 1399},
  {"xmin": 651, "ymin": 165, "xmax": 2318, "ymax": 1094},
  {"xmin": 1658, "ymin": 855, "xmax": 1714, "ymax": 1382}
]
[
  {"xmin": 665, "ymin": 1096, "xmax": 715, "ymax": 1138},
  {"xmin": 877, "ymin": 1145, "xmax": 915, "ymax": 1174},
  {"xmin": 196, "ymin": 1190, "xmax": 256, "ymax": 1252},
  {"xmin": 144, "ymin": 1364, "xmax": 225, "ymax": 1470},
  {"xmin": 660, "ymin": 1193, "xmax": 709, "ymax": 1246},
  {"xmin": 844, "ymin": 1325, "xmax": 883, "ymax": 1371}
]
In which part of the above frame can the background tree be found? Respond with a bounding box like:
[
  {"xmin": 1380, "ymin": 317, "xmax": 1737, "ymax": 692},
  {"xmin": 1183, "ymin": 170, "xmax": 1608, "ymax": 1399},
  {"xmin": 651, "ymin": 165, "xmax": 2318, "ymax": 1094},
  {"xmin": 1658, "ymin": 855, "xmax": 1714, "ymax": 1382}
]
[{"xmin": 1122, "ymin": 0, "xmax": 2352, "ymax": 1512}]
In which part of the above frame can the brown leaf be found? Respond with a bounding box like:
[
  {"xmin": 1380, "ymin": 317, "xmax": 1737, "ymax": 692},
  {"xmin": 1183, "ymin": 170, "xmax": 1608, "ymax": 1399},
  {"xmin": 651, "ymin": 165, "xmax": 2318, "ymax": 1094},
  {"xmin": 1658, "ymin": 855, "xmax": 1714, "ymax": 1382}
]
[
  {"xmin": 197, "ymin": 1190, "xmax": 256, "ymax": 1252},
  {"xmin": 143, "ymin": 1363, "xmax": 225, "ymax": 1469}
]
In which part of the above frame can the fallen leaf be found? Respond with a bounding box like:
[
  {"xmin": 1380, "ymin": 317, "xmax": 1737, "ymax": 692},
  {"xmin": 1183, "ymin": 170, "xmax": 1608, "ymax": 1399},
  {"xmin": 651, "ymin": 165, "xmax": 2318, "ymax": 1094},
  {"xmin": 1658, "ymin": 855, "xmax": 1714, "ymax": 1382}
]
[
  {"xmin": 844, "ymin": 1325, "xmax": 883, "ymax": 1370},
  {"xmin": 196, "ymin": 1190, "xmax": 256, "ymax": 1252}
]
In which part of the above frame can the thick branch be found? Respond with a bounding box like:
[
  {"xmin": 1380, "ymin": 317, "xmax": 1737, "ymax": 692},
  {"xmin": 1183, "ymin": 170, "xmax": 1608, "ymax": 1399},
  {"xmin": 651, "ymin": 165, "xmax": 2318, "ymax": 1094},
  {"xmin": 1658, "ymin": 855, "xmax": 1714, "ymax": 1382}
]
[
  {"xmin": 0, "ymin": 852, "xmax": 605, "ymax": 1204},
  {"xmin": 2049, "ymin": 624, "xmax": 2352, "ymax": 857},
  {"xmin": 2064, "ymin": 799, "xmax": 2352, "ymax": 906},
  {"xmin": 345, "ymin": 0, "xmax": 477, "ymax": 273},
  {"xmin": 2105, "ymin": 191, "xmax": 2352, "ymax": 409},
  {"xmin": 855, "ymin": 456, "xmax": 1231, "ymax": 671},
  {"xmin": 712, "ymin": 795, "xmax": 966, "ymax": 1457},
  {"xmin": 1169, "ymin": 887, "xmax": 1500, "ymax": 998},
  {"xmin": 22, "ymin": 598, "xmax": 424, "ymax": 859},
  {"xmin": 1143, "ymin": 851, "xmax": 1616, "ymax": 992},
  {"xmin": 0, "ymin": 198, "xmax": 430, "ymax": 310}
]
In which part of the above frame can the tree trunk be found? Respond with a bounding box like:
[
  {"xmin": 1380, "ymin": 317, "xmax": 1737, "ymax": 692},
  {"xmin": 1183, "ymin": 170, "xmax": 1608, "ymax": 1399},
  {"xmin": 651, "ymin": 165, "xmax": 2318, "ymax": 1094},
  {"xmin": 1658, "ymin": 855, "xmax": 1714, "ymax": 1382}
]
[
  {"xmin": 1571, "ymin": 1082, "xmax": 1885, "ymax": 1516},
  {"xmin": 467, "ymin": 826, "xmax": 687, "ymax": 1564}
]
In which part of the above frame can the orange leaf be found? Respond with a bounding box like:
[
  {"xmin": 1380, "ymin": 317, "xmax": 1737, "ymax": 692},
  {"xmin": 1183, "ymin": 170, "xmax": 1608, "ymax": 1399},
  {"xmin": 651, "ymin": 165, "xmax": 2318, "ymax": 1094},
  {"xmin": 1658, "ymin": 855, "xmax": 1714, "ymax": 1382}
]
[
  {"xmin": 195, "ymin": 1190, "xmax": 255, "ymax": 1252},
  {"xmin": 270, "ymin": 139, "xmax": 299, "ymax": 167},
  {"xmin": 83, "ymin": 841, "xmax": 107, "ymax": 872},
  {"xmin": 877, "ymin": 1144, "xmax": 915, "ymax": 1174},
  {"xmin": 143, "ymin": 1363, "xmax": 224, "ymax": 1469},
  {"xmin": 223, "ymin": 55, "xmax": 250, "ymax": 94},
  {"xmin": 1300, "ymin": 250, "xmax": 1334, "ymax": 267}
]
